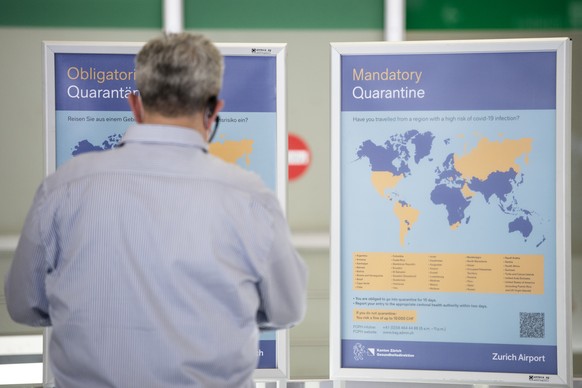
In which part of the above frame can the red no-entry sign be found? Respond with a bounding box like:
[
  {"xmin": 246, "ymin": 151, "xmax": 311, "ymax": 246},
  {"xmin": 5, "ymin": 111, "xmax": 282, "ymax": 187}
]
[{"xmin": 288, "ymin": 133, "xmax": 311, "ymax": 181}]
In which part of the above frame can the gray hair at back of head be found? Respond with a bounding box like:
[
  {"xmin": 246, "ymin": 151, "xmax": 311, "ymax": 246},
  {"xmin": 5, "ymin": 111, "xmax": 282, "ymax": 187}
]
[{"xmin": 135, "ymin": 33, "xmax": 224, "ymax": 117}]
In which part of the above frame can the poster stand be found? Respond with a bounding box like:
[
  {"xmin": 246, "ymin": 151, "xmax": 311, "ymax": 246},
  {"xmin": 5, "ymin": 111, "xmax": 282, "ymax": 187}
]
[
  {"xmin": 42, "ymin": 40, "xmax": 288, "ymax": 387},
  {"xmin": 330, "ymin": 38, "xmax": 572, "ymax": 387}
]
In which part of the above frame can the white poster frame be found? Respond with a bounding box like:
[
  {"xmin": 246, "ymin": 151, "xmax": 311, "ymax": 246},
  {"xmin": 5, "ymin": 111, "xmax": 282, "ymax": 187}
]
[
  {"xmin": 42, "ymin": 41, "xmax": 288, "ymax": 386},
  {"xmin": 330, "ymin": 38, "xmax": 572, "ymax": 387}
]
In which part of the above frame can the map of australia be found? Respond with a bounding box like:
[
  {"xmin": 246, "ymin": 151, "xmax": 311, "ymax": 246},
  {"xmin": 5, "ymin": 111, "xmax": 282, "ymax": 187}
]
[{"xmin": 356, "ymin": 130, "xmax": 542, "ymax": 247}]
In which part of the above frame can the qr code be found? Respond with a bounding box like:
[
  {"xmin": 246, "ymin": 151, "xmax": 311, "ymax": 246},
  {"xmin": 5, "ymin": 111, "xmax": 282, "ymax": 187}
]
[{"xmin": 520, "ymin": 312, "xmax": 545, "ymax": 338}]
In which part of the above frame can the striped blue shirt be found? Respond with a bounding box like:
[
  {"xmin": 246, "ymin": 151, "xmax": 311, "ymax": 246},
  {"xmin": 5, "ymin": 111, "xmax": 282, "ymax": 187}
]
[{"xmin": 5, "ymin": 124, "xmax": 308, "ymax": 388}]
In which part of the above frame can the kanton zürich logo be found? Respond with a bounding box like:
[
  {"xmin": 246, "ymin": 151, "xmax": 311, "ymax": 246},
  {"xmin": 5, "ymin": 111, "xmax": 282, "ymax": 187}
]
[
  {"xmin": 529, "ymin": 375, "xmax": 550, "ymax": 382},
  {"xmin": 251, "ymin": 48, "xmax": 272, "ymax": 55},
  {"xmin": 353, "ymin": 343, "xmax": 374, "ymax": 361}
]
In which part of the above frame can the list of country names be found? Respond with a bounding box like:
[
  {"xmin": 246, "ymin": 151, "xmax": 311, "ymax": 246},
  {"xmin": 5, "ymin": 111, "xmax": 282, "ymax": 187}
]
[{"xmin": 353, "ymin": 252, "xmax": 543, "ymax": 294}]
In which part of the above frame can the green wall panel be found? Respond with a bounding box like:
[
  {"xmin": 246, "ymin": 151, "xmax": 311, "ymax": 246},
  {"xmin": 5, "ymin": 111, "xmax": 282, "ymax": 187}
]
[
  {"xmin": 184, "ymin": 0, "xmax": 383, "ymax": 29},
  {"xmin": 0, "ymin": 0, "xmax": 580, "ymax": 29},
  {"xmin": 407, "ymin": 0, "xmax": 582, "ymax": 30},
  {"xmin": 0, "ymin": 0, "xmax": 162, "ymax": 28}
]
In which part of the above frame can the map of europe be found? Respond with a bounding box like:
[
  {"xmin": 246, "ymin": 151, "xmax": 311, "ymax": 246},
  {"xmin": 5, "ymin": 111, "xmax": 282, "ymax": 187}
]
[{"xmin": 355, "ymin": 130, "xmax": 543, "ymax": 247}]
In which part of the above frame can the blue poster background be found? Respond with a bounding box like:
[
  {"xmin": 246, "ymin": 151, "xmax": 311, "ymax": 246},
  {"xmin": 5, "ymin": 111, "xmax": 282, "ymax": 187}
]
[
  {"xmin": 54, "ymin": 51, "xmax": 279, "ymax": 369},
  {"xmin": 339, "ymin": 51, "xmax": 558, "ymax": 375},
  {"xmin": 341, "ymin": 52, "xmax": 556, "ymax": 111},
  {"xmin": 342, "ymin": 340, "xmax": 556, "ymax": 374}
]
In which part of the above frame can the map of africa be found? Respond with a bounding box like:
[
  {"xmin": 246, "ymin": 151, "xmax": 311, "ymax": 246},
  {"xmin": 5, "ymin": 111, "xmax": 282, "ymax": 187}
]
[
  {"xmin": 355, "ymin": 130, "xmax": 544, "ymax": 247},
  {"xmin": 72, "ymin": 134, "xmax": 254, "ymax": 167}
]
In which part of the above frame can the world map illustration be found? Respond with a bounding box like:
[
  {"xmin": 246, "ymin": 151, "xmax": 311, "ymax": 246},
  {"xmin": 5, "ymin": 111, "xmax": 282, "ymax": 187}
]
[
  {"xmin": 71, "ymin": 134, "xmax": 254, "ymax": 168},
  {"xmin": 72, "ymin": 134, "xmax": 123, "ymax": 155},
  {"xmin": 355, "ymin": 130, "xmax": 544, "ymax": 247}
]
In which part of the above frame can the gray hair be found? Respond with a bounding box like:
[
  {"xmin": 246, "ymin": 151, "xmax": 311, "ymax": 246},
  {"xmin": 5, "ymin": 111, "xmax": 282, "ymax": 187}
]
[{"xmin": 135, "ymin": 33, "xmax": 224, "ymax": 116}]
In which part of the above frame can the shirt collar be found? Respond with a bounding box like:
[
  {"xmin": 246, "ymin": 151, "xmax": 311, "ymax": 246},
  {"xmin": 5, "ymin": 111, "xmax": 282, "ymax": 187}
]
[{"xmin": 119, "ymin": 124, "xmax": 208, "ymax": 152}]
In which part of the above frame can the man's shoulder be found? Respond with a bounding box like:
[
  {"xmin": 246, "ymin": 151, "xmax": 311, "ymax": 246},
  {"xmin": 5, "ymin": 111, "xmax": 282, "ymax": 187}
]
[
  {"xmin": 43, "ymin": 149, "xmax": 115, "ymax": 191},
  {"xmin": 205, "ymin": 156, "xmax": 276, "ymax": 203}
]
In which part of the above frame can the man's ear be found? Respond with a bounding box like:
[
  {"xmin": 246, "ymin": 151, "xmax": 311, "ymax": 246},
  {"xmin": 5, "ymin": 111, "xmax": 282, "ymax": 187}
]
[
  {"xmin": 208, "ymin": 99, "xmax": 225, "ymax": 127},
  {"xmin": 203, "ymin": 98, "xmax": 224, "ymax": 130},
  {"xmin": 127, "ymin": 93, "xmax": 144, "ymax": 123}
]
